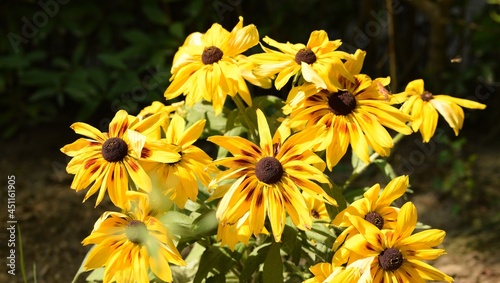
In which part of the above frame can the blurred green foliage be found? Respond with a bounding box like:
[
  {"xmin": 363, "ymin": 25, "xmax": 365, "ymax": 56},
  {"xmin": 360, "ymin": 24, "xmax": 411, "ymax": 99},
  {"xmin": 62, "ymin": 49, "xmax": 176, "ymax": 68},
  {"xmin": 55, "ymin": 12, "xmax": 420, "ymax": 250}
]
[{"xmin": 1, "ymin": 0, "xmax": 498, "ymax": 138}]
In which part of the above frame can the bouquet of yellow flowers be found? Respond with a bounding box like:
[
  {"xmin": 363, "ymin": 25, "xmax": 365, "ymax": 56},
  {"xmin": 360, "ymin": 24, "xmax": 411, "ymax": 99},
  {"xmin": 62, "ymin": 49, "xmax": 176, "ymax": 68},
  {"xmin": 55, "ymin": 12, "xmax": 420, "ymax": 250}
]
[{"xmin": 63, "ymin": 17, "xmax": 485, "ymax": 283}]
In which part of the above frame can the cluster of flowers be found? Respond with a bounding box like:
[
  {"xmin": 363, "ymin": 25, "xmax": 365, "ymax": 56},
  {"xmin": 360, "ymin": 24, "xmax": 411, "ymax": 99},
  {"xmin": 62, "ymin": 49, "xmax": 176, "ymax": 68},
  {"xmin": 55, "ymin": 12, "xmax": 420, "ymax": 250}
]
[{"xmin": 61, "ymin": 17, "xmax": 485, "ymax": 282}]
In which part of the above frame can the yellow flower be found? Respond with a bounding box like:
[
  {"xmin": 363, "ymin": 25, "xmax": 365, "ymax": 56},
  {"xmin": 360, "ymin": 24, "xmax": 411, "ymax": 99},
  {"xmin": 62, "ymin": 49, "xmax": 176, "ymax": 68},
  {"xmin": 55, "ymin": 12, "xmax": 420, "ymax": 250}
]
[
  {"xmin": 284, "ymin": 50, "xmax": 412, "ymax": 169},
  {"xmin": 304, "ymin": 263, "xmax": 360, "ymax": 283},
  {"xmin": 141, "ymin": 114, "xmax": 216, "ymax": 209},
  {"xmin": 332, "ymin": 176, "xmax": 408, "ymax": 251},
  {"xmin": 335, "ymin": 202, "xmax": 454, "ymax": 283},
  {"xmin": 164, "ymin": 17, "xmax": 260, "ymax": 115},
  {"xmin": 249, "ymin": 30, "xmax": 354, "ymax": 90},
  {"xmin": 216, "ymin": 212, "xmax": 260, "ymax": 251},
  {"xmin": 208, "ymin": 109, "xmax": 336, "ymax": 242},
  {"xmin": 82, "ymin": 193, "xmax": 186, "ymax": 283},
  {"xmin": 303, "ymin": 191, "xmax": 330, "ymax": 223},
  {"xmin": 398, "ymin": 79, "xmax": 486, "ymax": 142},
  {"xmin": 60, "ymin": 110, "xmax": 180, "ymax": 207},
  {"xmin": 137, "ymin": 101, "xmax": 184, "ymax": 140}
]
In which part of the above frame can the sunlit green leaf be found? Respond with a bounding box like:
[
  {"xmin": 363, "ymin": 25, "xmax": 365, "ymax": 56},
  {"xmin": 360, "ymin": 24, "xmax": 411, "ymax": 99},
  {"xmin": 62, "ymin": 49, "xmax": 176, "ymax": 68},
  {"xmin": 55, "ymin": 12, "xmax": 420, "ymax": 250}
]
[{"xmin": 263, "ymin": 242, "xmax": 283, "ymax": 283}]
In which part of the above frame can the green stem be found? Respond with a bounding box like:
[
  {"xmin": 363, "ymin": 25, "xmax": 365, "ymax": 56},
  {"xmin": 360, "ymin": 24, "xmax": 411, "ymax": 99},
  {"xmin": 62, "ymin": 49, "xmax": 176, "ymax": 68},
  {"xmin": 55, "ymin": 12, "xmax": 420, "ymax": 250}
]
[
  {"xmin": 232, "ymin": 94, "xmax": 258, "ymax": 142},
  {"xmin": 342, "ymin": 132, "xmax": 406, "ymax": 190}
]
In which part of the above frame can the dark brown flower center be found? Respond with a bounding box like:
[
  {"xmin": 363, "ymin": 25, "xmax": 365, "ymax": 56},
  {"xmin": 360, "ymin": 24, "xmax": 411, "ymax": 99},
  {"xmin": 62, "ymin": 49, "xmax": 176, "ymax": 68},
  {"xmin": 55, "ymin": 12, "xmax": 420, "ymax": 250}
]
[
  {"xmin": 328, "ymin": 90, "xmax": 357, "ymax": 116},
  {"xmin": 294, "ymin": 48, "xmax": 317, "ymax": 65},
  {"xmin": 255, "ymin": 157, "xmax": 283, "ymax": 184},
  {"xmin": 102, "ymin": 137, "xmax": 128, "ymax": 162},
  {"xmin": 378, "ymin": 248, "xmax": 403, "ymax": 271},
  {"xmin": 125, "ymin": 220, "xmax": 148, "ymax": 245},
  {"xmin": 364, "ymin": 212, "xmax": 384, "ymax": 230},
  {"xmin": 421, "ymin": 91, "xmax": 433, "ymax": 102},
  {"xmin": 311, "ymin": 209, "xmax": 320, "ymax": 219},
  {"xmin": 202, "ymin": 46, "xmax": 223, "ymax": 64}
]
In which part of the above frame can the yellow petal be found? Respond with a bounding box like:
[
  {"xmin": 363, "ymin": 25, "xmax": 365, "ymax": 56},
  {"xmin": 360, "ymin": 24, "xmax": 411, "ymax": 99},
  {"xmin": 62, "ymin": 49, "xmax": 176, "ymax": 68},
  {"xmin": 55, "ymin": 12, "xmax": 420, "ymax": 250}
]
[
  {"xmin": 399, "ymin": 229, "xmax": 446, "ymax": 248},
  {"xmin": 431, "ymin": 97, "xmax": 464, "ymax": 135},
  {"xmin": 407, "ymin": 259, "xmax": 454, "ymax": 282},
  {"xmin": 71, "ymin": 122, "xmax": 106, "ymax": 142},
  {"xmin": 348, "ymin": 216, "xmax": 385, "ymax": 252},
  {"xmin": 405, "ymin": 79, "xmax": 425, "ymax": 94},
  {"xmin": 256, "ymin": 109, "xmax": 273, "ymax": 155},
  {"xmin": 376, "ymin": 175, "xmax": 408, "ymax": 208},
  {"xmin": 393, "ymin": 202, "xmax": 417, "ymax": 244},
  {"xmin": 420, "ymin": 102, "xmax": 439, "ymax": 142},
  {"xmin": 301, "ymin": 62, "xmax": 327, "ymax": 89}
]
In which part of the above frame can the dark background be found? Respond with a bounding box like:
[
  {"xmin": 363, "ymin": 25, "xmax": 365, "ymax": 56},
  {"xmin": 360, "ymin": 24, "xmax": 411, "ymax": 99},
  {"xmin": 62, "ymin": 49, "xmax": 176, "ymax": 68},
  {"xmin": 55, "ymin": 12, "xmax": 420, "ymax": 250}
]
[{"xmin": 1, "ymin": 0, "xmax": 499, "ymax": 282}]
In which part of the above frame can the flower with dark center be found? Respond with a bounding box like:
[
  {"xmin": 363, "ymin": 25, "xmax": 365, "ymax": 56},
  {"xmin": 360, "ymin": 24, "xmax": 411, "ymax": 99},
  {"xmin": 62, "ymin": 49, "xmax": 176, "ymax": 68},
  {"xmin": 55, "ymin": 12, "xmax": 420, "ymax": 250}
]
[
  {"xmin": 208, "ymin": 109, "xmax": 336, "ymax": 243},
  {"xmin": 294, "ymin": 48, "xmax": 317, "ymax": 65},
  {"xmin": 421, "ymin": 91, "xmax": 433, "ymax": 102},
  {"xmin": 337, "ymin": 202, "xmax": 454, "ymax": 282},
  {"xmin": 328, "ymin": 90, "xmax": 357, "ymax": 116},
  {"xmin": 202, "ymin": 46, "xmax": 224, "ymax": 65},
  {"xmin": 332, "ymin": 176, "xmax": 409, "ymax": 251},
  {"xmin": 364, "ymin": 212, "xmax": 384, "ymax": 230},
  {"xmin": 102, "ymin": 137, "xmax": 128, "ymax": 162},
  {"xmin": 401, "ymin": 78, "xmax": 486, "ymax": 143},
  {"xmin": 164, "ymin": 17, "xmax": 259, "ymax": 115},
  {"xmin": 82, "ymin": 194, "xmax": 186, "ymax": 282},
  {"xmin": 378, "ymin": 248, "xmax": 403, "ymax": 271},
  {"xmin": 255, "ymin": 156, "xmax": 284, "ymax": 184},
  {"xmin": 125, "ymin": 220, "xmax": 148, "ymax": 244}
]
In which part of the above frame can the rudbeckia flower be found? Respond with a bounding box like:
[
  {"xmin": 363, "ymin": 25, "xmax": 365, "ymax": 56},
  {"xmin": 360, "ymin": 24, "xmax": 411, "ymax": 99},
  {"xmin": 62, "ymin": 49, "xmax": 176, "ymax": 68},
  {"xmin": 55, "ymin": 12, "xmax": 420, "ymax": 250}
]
[
  {"xmin": 208, "ymin": 109, "xmax": 336, "ymax": 242},
  {"xmin": 137, "ymin": 101, "xmax": 184, "ymax": 140},
  {"xmin": 304, "ymin": 263, "xmax": 360, "ymax": 283},
  {"xmin": 284, "ymin": 50, "xmax": 412, "ymax": 169},
  {"xmin": 216, "ymin": 212, "xmax": 256, "ymax": 251},
  {"xmin": 332, "ymin": 176, "xmax": 408, "ymax": 251},
  {"xmin": 303, "ymin": 191, "xmax": 330, "ymax": 223},
  {"xmin": 61, "ymin": 110, "xmax": 180, "ymax": 207},
  {"xmin": 335, "ymin": 202, "xmax": 454, "ymax": 283},
  {"xmin": 141, "ymin": 114, "xmax": 216, "ymax": 209},
  {"xmin": 82, "ymin": 193, "xmax": 186, "ymax": 283},
  {"xmin": 397, "ymin": 79, "xmax": 486, "ymax": 142},
  {"xmin": 249, "ymin": 30, "xmax": 354, "ymax": 90},
  {"xmin": 164, "ymin": 16, "xmax": 261, "ymax": 115}
]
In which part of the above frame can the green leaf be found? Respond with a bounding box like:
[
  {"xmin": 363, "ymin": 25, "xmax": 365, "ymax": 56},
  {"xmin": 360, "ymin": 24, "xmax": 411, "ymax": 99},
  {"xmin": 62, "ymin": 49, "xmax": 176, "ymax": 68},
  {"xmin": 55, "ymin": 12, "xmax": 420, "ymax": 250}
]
[
  {"xmin": 85, "ymin": 268, "xmax": 104, "ymax": 283},
  {"xmin": 169, "ymin": 22, "xmax": 185, "ymax": 39},
  {"xmin": 193, "ymin": 247, "xmax": 239, "ymax": 283},
  {"xmin": 281, "ymin": 221, "xmax": 298, "ymax": 251},
  {"xmin": 192, "ymin": 209, "xmax": 218, "ymax": 237},
  {"xmin": 142, "ymin": 3, "xmax": 170, "ymax": 25},
  {"xmin": 185, "ymin": 100, "xmax": 228, "ymax": 137},
  {"xmin": 72, "ymin": 245, "xmax": 95, "ymax": 283},
  {"xmin": 373, "ymin": 159, "xmax": 397, "ymax": 181},
  {"xmin": 239, "ymin": 243, "xmax": 272, "ymax": 282},
  {"xmin": 20, "ymin": 70, "xmax": 60, "ymax": 86},
  {"xmin": 304, "ymin": 222, "xmax": 335, "ymax": 249},
  {"xmin": 322, "ymin": 181, "xmax": 347, "ymax": 218},
  {"xmin": 351, "ymin": 151, "xmax": 364, "ymax": 172},
  {"xmin": 263, "ymin": 242, "xmax": 283, "ymax": 283},
  {"xmin": 97, "ymin": 54, "xmax": 127, "ymax": 70},
  {"xmin": 160, "ymin": 211, "xmax": 195, "ymax": 239},
  {"xmin": 29, "ymin": 88, "xmax": 57, "ymax": 102},
  {"xmin": 122, "ymin": 29, "xmax": 152, "ymax": 44}
]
